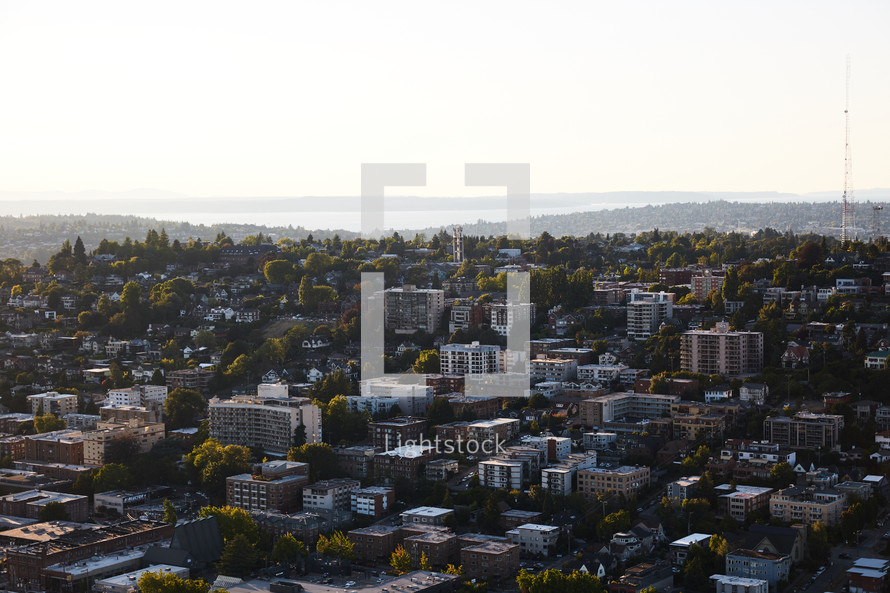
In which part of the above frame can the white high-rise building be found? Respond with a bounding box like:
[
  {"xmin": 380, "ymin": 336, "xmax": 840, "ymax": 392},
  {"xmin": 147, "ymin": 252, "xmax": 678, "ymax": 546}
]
[
  {"xmin": 490, "ymin": 303, "xmax": 536, "ymax": 337},
  {"xmin": 627, "ymin": 291, "xmax": 674, "ymax": 340},
  {"xmin": 680, "ymin": 322, "xmax": 764, "ymax": 376},
  {"xmin": 209, "ymin": 396, "xmax": 321, "ymax": 455},
  {"xmin": 384, "ymin": 285, "xmax": 445, "ymax": 334},
  {"xmin": 440, "ymin": 342, "xmax": 501, "ymax": 375}
]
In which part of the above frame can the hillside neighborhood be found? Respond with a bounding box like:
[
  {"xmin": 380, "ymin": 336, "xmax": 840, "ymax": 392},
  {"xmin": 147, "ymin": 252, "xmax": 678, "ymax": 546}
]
[{"xmin": 0, "ymin": 227, "xmax": 886, "ymax": 593}]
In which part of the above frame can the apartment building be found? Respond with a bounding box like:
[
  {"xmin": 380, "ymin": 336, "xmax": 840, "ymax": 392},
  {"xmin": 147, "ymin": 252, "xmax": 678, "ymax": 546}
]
[
  {"xmin": 680, "ymin": 322, "xmax": 764, "ymax": 376},
  {"xmin": 577, "ymin": 465, "xmax": 650, "ymax": 499},
  {"xmin": 726, "ymin": 549, "xmax": 791, "ymax": 591},
  {"xmin": 351, "ymin": 487, "xmax": 395, "ymax": 518},
  {"xmin": 710, "ymin": 575, "xmax": 769, "ymax": 593},
  {"xmin": 335, "ymin": 445, "xmax": 380, "ymax": 479},
  {"xmin": 666, "ymin": 476, "xmax": 701, "ymax": 500},
  {"xmin": 27, "ymin": 392, "xmax": 77, "ymax": 417},
  {"xmin": 520, "ymin": 435, "xmax": 571, "ymax": 460},
  {"xmin": 373, "ymin": 444, "xmax": 434, "ymax": 479},
  {"xmin": 384, "ymin": 285, "xmax": 445, "ymax": 334},
  {"xmin": 0, "ymin": 489, "xmax": 90, "ymax": 521},
  {"xmin": 691, "ymin": 273, "xmax": 724, "ymax": 301},
  {"xmin": 461, "ymin": 541, "xmax": 520, "ymax": 582},
  {"xmin": 529, "ymin": 356, "xmax": 577, "ymax": 383},
  {"xmin": 673, "ymin": 414, "xmax": 726, "ymax": 441},
  {"xmin": 226, "ymin": 460, "xmax": 310, "ymax": 513},
  {"xmin": 769, "ymin": 486, "xmax": 847, "ymax": 526},
  {"xmin": 359, "ymin": 378, "xmax": 435, "ymax": 416},
  {"xmin": 401, "ymin": 506, "xmax": 454, "ymax": 526},
  {"xmin": 6, "ymin": 519, "xmax": 173, "ymax": 593},
  {"xmin": 627, "ymin": 291, "xmax": 673, "ymax": 340},
  {"xmin": 368, "ymin": 417, "xmax": 427, "ymax": 449},
  {"xmin": 479, "ymin": 458, "xmax": 525, "ymax": 489},
  {"xmin": 99, "ymin": 405, "xmax": 162, "ymax": 425},
  {"xmin": 83, "ymin": 420, "xmax": 165, "ymax": 466},
  {"xmin": 23, "ymin": 430, "xmax": 84, "ymax": 465},
  {"xmin": 582, "ymin": 432, "xmax": 618, "ymax": 451},
  {"xmin": 467, "ymin": 419, "xmax": 519, "ymax": 451},
  {"xmin": 302, "ymin": 478, "xmax": 361, "ymax": 512},
  {"xmin": 425, "ymin": 458, "xmax": 459, "ymax": 481},
  {"xmin": 579, "ymin": 392, "xmax": 680, "ymax": 427},
  {"xmin": 209, "ymin": 395, "xmax": 321, "ymax": 455},
  {"xmin": 720, "ymin": 439, "xmax": 797, "ymax": 467},
  {"xmin": 440, "ymin": 342, "xmax": 501, "ymax": 375},
  {"xmin": 719, "ymin": 485, "xmax": 774, "ymax": 521},
  {"xmin": 763, "ymin": 412, "xmax": 844, "ymax": 450},
  {"xmin": 448, "ymin": 300, "xmax": 484, "ymax": 333},
  {"xmin": 490, "ymin": 302, "xmax": 535, "ymax": 337},
  {"xmin": 348, "ymin": 524, "xmax": 403, "ymax": 562},
  {"xmin": 166, "ymin": 368, "xmax": 214, "ymax": 394},
  {"xmin": 106, "ymin": 385, "xmax": 168, "ymax": 407},
  {"xmin": 670, "ymin": 533, "xmax": 714, "ymax": 567},
  {"xmin": 506, "ymin": 523, "xmax": 560, "ymax": 557},
  {"xmin": 404, "ymin": 531, "xmax": 458, "ymax": 567}
]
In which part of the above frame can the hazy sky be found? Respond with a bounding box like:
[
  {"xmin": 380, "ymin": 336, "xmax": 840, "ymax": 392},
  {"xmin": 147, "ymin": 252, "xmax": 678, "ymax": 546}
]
[{"xmin": 0, "ymin": 1, "xmax": 888, "ymax": 199}]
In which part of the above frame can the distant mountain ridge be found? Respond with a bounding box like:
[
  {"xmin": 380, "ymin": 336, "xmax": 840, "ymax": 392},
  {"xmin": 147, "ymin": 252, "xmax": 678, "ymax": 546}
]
[{"xmin": 1, "ymin": 197, "xmax": 889, "ymax": 263}]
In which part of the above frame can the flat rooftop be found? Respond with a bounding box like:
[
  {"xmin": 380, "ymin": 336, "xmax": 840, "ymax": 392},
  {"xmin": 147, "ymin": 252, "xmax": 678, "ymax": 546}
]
[{"xmin": 227, "ymin": 571, "xmax": 460, "ymax": 593}]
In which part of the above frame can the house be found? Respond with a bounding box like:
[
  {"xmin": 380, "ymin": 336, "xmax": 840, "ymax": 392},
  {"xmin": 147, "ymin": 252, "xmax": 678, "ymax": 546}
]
[
  {"xmin": 740, "ymin": 383, "xmax": 769, "ymax": 406},
  {"xmin": 705, "ymin": 385, "xmax": 733, "ymax": 403},
  {"xmin": 744, "ymin": 524, "xmax": 808, "ymax": 566},
  {"xmin": 302, "ymin": 336, "xmax": 331, "ymax": 350},
  {"xmin": 780, "ymin": 345, "xmax": 809, "ymax": 368},
  {"xmin": 864, "ymin": 351, "xmax": 890, "ymax": 370}
]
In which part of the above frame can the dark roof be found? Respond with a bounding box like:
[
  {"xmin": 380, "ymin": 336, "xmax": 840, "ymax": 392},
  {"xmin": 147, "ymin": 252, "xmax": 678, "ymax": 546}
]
[
  {"xmin": 170, "ymin": 516, "xmax": 224, "ymax": 567},
  {"xmin": 745, "ymin": 524, "xmax": 800, "ymax": 556}
]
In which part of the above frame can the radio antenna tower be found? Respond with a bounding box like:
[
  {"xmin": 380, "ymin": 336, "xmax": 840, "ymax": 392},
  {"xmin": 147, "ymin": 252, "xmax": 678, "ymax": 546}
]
[
  {"xmin": 841, "ymin": 56, "xmax": 854, "ymax": 243},
  {"xmin": 872, "ymin": 205, "xmax": 883, "ymax": 241}
]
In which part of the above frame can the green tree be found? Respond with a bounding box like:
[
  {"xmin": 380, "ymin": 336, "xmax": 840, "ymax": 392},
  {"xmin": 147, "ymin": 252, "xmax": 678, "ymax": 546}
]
[
  {"xmin": 38, "ymin": 501, "xmax": 70, "ymax": 521},
  {"xmin": 217, "ymin": 533, "xmax": 259, "ymax": 578},
  {"xmin": 769, "ymin": 461, "xmax": 797, "ymax": 489},
  {"xmin": 412, "ymin": 350, "xmax": 440, "ymax": 374},
  {"xmin": 315, "ymin": 530, "xmax": 354, "ymax": 559},
  {"xmin": 33, "ymin": 414, "xmax": 66, "ymax": 433},
  {"xmin": 287, "ymin": 443, "xmax": 339, "ymax": 481},
  {"xmin": 390, "ymin": 544, "xmax": 412, "ymax": 575},
  {"xmin": 299, "ymin": 276, "xmax": 316, "ymax": 312},
  {"xmin": 418, "ymin": 551, "xmax": 432, "ymax": 571},
  {"xmin": 164, "ymin": 388, "xmax": 208, "ymax": 429},
  {"xmin": 292, "ymin": 424, "xmax": 307, "ymax": 447},
  {"xmin": 199, "ymin": 506, "xmax": 259, "ymax": 544},
  {"xmin": 93, "ymin": 463, "xmax": 134, "ymax": 492},
  {"xmin": 163, "ymin": 498, "xmax": 178, "ymax": 525},
  {"xmin": 185, "ymin": 440, "xmax": 252, "ymax": 499},
  {"xmin": 264, "ymin": 259, "xmax": 297, "ymax": 284},
  {"xmin": 516, "ymin": 569, "xmax": 605, "ymax": 593},
  {"xmin": 271, "ymin": 533, "xmax": 307, "ymax": 564},
  {"xmin": 426, "ymin": 398, "xmax": 455, "ymax": 427},
  {"xmin": 138, "ymin": 571, "xmax": 215, "ymax": 593},
  {"xmin": 597, "ymin": 510, "xmax": 631, "ymax": 540}
]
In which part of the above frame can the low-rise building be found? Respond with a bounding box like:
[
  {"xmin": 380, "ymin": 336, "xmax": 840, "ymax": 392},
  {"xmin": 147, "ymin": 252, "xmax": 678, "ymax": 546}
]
[
  {"xmin": 710, "ymin": 575, "xmax": 769, "ymax": 593},
  {"xmin": 401, "ymin": 506, "xmax": 454, "ymax": 526},
  {"xmin": 666, "ymin": 476, "xmax": 701, "ymax": 500},
  {"xmin": 669, "ymin": 533, "xmax": 712, "ymax": 568},
  {"xmin": 425, "ymin": 458, "xmax": 458, "ymax": 481},
  {"xmin": 27, "ymin": 392, "xmax": 78, "ymax": 417},
  {"xmin": 373, "ymin": 444, "xmax": 433, "ymax": 480},
  {"xmin": 404, "ymin": 530, "xmax": 457, "ymax": 568},
  {"xmin": 847, "ymin": 558, "xmax": 890, "ymax": 593},
  {"xmin": 726, "ymin": 548, "xmax": 791, "ymax": 591},
  {"xmin": 348, "ymin": 524, "xmax": 403, "ymax": 562},
  {"xmin": 368, "ymin": 417, "xmax": 428, "ymax": 449},
  {"xmin": 506, "ymin": 523, "xmax": 559, "ymax": 558},
  {"xmin": 351, "ymin": 487, "xmax": 395, "ymax": 518},
  {"xmin": 578, "ymin": 465, "xmax": 650, "ymax": 499},
  {"xmin": 478, "ymin": 458, "xmax": 525, "ymax": 490},
  {"xmin": 719, "ymin": 485, "xmax": 774, "ymax": 522},
  {"xmin": 769, "ymin": 486, "xmax": 847, "ymax": 526},
  {"xmin": 461, "ymin": 541, "xmax": 519, "ymax": 583},
  {"xmin": 226, "ymin": 460, "xmax": 310, "ymax": 513},
  {"xmin": 303, "ymin": 479, "xmax": 361, "ymax": 512},
  {"xmin": 0, "ymin": 490, "xmax": 90, "ymax": 522}
]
